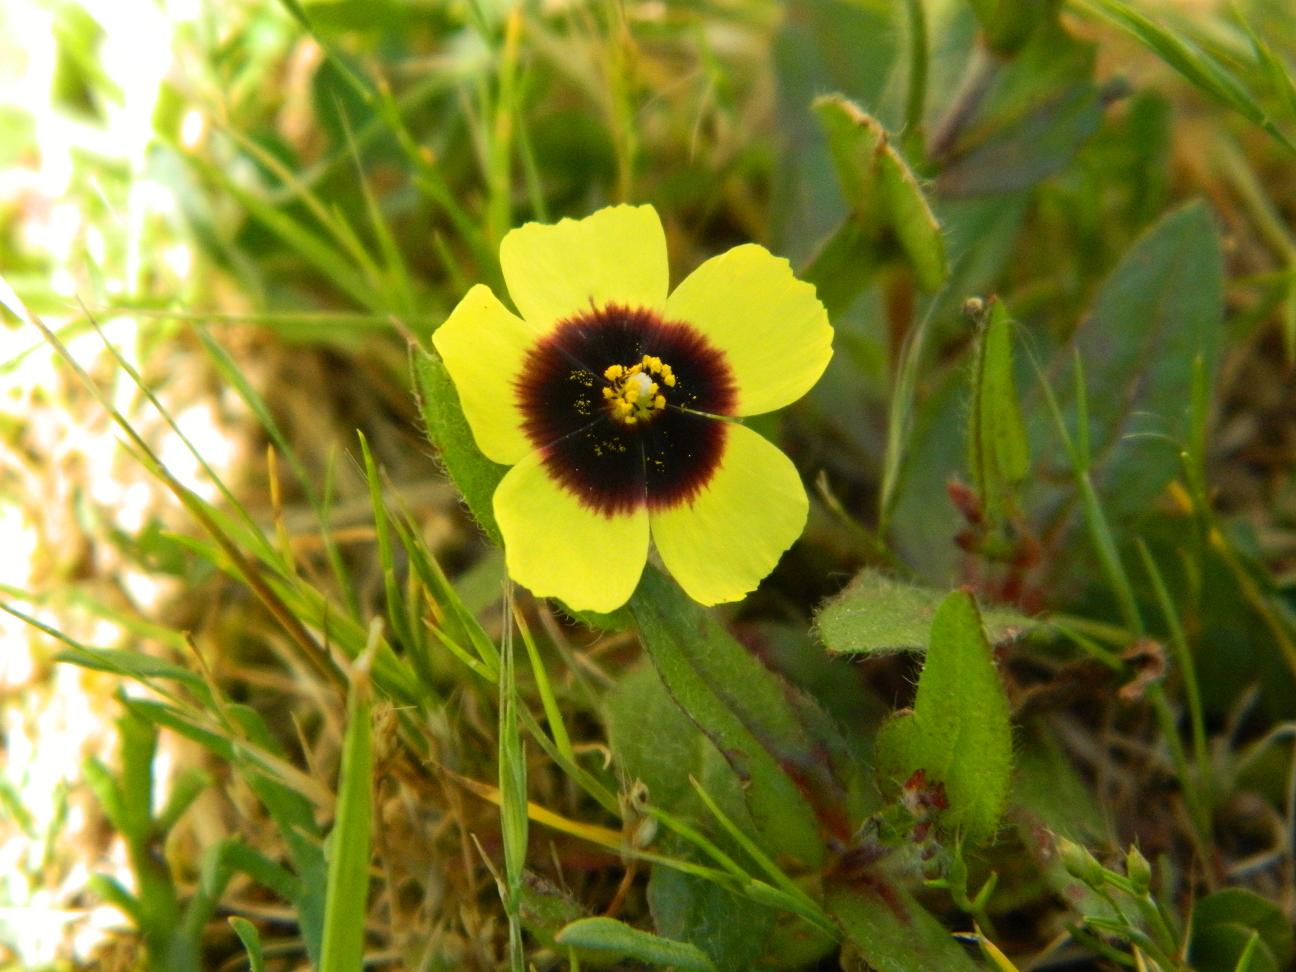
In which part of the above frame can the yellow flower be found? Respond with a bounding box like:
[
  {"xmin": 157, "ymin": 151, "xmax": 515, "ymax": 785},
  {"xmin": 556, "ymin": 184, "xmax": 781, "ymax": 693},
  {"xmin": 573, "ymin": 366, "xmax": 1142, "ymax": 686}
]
[{"xmin": 433, "ymin": 205, "xmax": 833, "ymax": 612}]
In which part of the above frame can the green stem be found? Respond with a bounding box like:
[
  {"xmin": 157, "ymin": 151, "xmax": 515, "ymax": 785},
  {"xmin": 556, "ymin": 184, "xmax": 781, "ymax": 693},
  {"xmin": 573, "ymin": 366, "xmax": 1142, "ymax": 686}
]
[{"xmin": 902, "ymin": 0, "xmax": 929, "ymax": 160}]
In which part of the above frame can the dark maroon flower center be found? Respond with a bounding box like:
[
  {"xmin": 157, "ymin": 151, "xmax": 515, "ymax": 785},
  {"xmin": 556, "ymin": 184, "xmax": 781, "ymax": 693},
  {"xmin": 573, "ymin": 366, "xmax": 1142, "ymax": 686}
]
[{"xmin": 514, "ymin": 303, "xmax": 737, "ymax": 517}]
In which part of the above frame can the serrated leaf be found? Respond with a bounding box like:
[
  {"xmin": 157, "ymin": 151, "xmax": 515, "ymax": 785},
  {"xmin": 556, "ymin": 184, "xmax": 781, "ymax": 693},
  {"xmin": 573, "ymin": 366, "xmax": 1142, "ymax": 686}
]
[
  {"xmin": 412, "ymin": 345, "xmax": 506, "ymax": 545},
  {"xmin": 813, "ymin": 95, "xmax": 947, "ymax": 291},
  {"xmin": 967, "ymin": 298, "xmax": 1029, "ymax": 530},
  {"xmin": 816, "ymin": 569, "xmax": 1037, "ymax": 656},
  {"xmin": 874, "ymin": 591, "xmax": 1013, "ymax": 845},
  {"xmin": 555, "ymin": 917, "xmax": 718, "ymax": 971}
]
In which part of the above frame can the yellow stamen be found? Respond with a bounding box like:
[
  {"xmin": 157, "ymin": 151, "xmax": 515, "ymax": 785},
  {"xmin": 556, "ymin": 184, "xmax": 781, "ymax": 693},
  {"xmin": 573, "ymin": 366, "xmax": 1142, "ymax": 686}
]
[{"xmin": 601, "ymin": 352, "xmax": 679, "ymax": 426}]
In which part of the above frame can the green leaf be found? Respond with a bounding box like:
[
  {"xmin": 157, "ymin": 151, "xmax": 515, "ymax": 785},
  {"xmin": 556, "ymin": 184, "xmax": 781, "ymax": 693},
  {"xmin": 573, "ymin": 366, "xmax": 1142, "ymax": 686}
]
[
  {"xmin": 771, "ymin": 0, "xmax": 902, "ymax": 264},
  {"xmin": 1077, "ymin": 0, "xmax": 1296, "ymax": 156},
  {"xmin": 605, "ymin": 662, "xmax": 708, "ymax": 810},
  {"xmin": 648, "ymin": 867, "xmax": 776, "ymax": 972},
  {"xmin": 1030, "ymin": 201, "xmax": 1224, "ymax": 525},
  {"xmin": 799, "ymin": 218, "xmax": 880, "ymax": 319},
  {"xmin": 127, "ymin": 697, "xmax": 329, "ymax": 964},
  {"xmin": 967, "ymin": 0, "xmax": 1054, "ymax": 54},
  {"xmin": 936, "ymin": 23, "xmax": 1102, "ymax": 197},
  {"xmin": 816, "ymin": 568, "xmax": 1037, "ymax": 656},
  {"xmin": 320, "ymin": 664, "xmax": 374, "ymax": 972},
  {"xmin": 966, "ymin": 298, "xmax": 1029, "ymax": 533},
  {"xmin": 813, "ymin": 95, "xmax": 947, "ymax": 291},
  {"xmin": 498, "ymin": 610, "xmax": 528, "ymax": 967},
  {"xmin": 412, "ymin": 345, "xmax": 507, "ymax": 545},
  {"xmin": 554, "ymin": 917, "xmax": 718, "ymax": 971},
  {"xmin": 53, "ymin": 646, "xmax": 208, "ymax": 698},
  {"xmin": 825, "ymin": 876, "xmax": 981, "ymax": 972},
  {"xmin": 630, "ymin": 568, "xmax": 853, "ymax": 866},
  {"xmin": 874, "ymin": 591, "xmax": 1013, "ymax": 845},
  {"xmin": 518, "ymin": 873, "xmax": 588, "ymax": 953},
  {"xmin": 1190, "ymin": 889, "xmax": 1293, "ymax": 972},
  {"xmin": 229, "ymin": 917, "xmax": 267, "ymax": 972}
]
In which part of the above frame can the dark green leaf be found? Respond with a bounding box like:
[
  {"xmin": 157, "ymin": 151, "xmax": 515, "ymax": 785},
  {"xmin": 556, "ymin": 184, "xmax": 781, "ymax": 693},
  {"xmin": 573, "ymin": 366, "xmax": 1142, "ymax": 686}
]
[
  {"xmin": 1029, "ymin": 201, "xmax": 1224, "ymax": 525},
  {"xmin": 605, "ymin": 661, "xmax": 708, "ymax": 810},
  {"xmin": 936, "ymin": 23, "xmax": 1103, "ymax": 197},
  {"xmin": 648, "ymin": 867, "xmax": 776, "ymax": 972},
  {"xmin": 771, "ymin": 0, "xmax": 901, "ymax": 264},
  {"xmin": 825, "ymin": 875, "xmax": 980, "ymax": 971},
  {"xmin": 1191, "ymin": 889, "xmax": 1293, "ymax": 970},
  {"xmin": 967, "ymin": 0, "xmax": 1054, "ymax": 54},
  {"xmin": 800, "ymin": 219, "xmax": 880, "ymax": 320},
  {"xmin": 630, "ymin": 568, "xmax": 853, "ymax": 866}
]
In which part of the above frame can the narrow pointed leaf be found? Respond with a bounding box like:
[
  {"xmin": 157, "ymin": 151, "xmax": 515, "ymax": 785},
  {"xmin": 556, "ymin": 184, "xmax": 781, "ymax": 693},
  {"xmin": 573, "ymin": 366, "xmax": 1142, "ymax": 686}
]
[
  {"xmin": 967, "ymin": 298, "xmax": 1029, "ymax": 531},
  {"xmin": 555, "ymin": 917, "xmax": 718, "ymax": 971},
  {"xmin": 320, "ymin": 664, "xmax": 374, "ymax": 972}
]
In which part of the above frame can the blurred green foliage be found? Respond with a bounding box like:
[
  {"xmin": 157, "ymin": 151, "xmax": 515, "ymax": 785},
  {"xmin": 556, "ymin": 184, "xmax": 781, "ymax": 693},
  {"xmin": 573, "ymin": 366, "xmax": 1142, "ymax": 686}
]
[{"xmin": 4, "ymin": 0, "xmax": 1296, "ymax": 968}]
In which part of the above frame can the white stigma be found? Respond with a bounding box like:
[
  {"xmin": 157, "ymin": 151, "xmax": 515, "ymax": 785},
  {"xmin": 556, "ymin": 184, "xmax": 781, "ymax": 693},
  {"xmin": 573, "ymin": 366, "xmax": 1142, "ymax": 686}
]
[{"xmin": 627, "ymin": 370, "xmax": 654, "ymax": 404}]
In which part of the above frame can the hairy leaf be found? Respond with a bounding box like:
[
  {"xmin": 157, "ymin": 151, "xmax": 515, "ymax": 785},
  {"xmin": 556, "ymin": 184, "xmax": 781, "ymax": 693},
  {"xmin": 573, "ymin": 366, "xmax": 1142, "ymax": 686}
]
[
  {"xmin": 555, "ymin": 917, "xmax": 718, "ymax": 971},
  {"xmin": 825, "ymin": 876, "xmax": 980, "ymax": 971},
  {"xmin": 814, "ymin": 94, "xmax": 947, "ymax": 291},
  {"xmin": 874, "ymin": 591, "xmax": 1013, "ymax": 845},
  {"xmin": 631, "ymin": 567, "xmax": 858, "ymax": 866},
  {"xmin": 412, "ymin": 345, "xmax": 506, "ymax": 544},
  {"xmin": 966, "ymin": 298, "xmax": 1029, "ymax": 533},
  {"xmin": 816, "ymin": 569, "xmax": 1037, "ymax": 656}
]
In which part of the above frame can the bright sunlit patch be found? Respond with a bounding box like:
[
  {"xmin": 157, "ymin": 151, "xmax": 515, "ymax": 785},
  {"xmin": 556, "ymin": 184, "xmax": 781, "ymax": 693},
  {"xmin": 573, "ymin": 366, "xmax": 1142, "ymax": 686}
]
[
  {"xmin": 163, "ymin": 242, "xmax": 193, "ymax": 281},
  {"xmin": 179, "ymin": 108, "xmax": 206, "ymax": 151},
  {"xmin": 434, "ymin": 205, "xmax": 833, "ymax": 611},
  {"xmin": 160, "ymin": 402, "xmax": 237, "ymax": 502},
  {"xmin": 0, "ymin": 1, "xmax": 238, "ymax": 960}
]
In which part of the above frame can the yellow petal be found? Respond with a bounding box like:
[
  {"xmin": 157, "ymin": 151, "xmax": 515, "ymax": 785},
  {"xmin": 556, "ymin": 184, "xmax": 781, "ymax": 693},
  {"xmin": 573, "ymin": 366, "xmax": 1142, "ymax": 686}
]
[
  {"xmin": 665, "ymin": 243, "xmax": 832, "ymax": 416},
  {"xmin": 500, "ymin": 204, "xmax": 669, "ymax": 328},
  {"xmin": 650, "ymin": 422, "xmax": 807, "ymax": 605},
  {"xmin": 494, "ymin": 451, "xmax": 649, "ymax": 612},
  {"xmin": 431, "ymin": 284, "xmax": 536, "ymax": 465}
]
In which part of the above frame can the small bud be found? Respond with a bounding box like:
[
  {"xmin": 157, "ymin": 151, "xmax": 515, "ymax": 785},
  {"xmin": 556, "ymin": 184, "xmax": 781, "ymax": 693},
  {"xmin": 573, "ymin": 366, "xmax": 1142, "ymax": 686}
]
[
  {"xmin": 1057, "ymin": 836, "xmax": 1106, "ymax": 886},
  {"xmin": 1126, "ymin": 845, "xmax": 1152, "ymax": 892}
]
